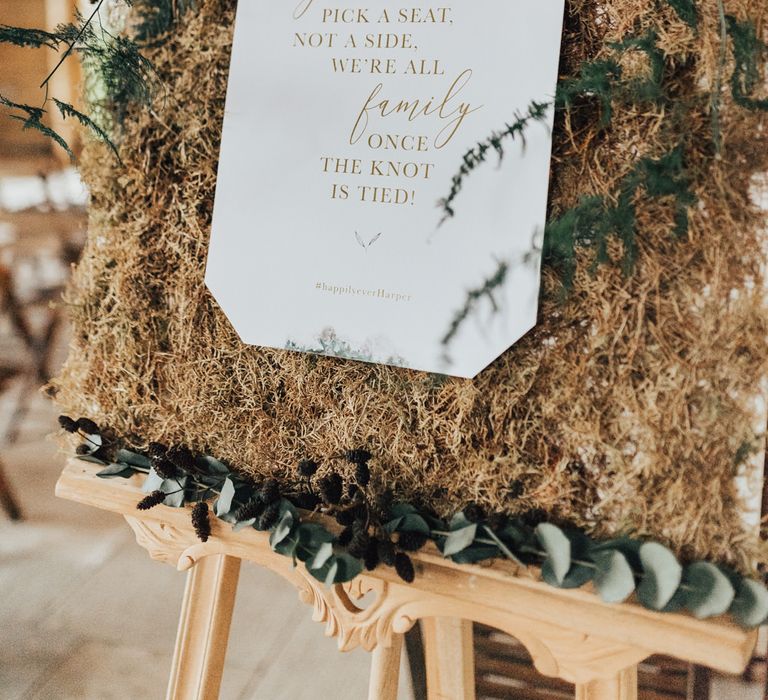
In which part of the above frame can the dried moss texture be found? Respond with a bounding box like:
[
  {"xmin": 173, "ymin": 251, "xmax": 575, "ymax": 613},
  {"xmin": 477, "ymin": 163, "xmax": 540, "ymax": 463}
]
[{"xmin": 53, "ymin": 0, "xmax": 768, "ymax": 572}]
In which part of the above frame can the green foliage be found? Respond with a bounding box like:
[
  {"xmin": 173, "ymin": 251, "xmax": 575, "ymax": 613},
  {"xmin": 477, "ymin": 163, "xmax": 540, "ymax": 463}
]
[
  {"xmin": 544, "ymin": 145, "xmax": 695, "ymax": 287},
  {"xmin": 0, "ymin": 25, "xmax": 62, "ymax": 49},
  {"xmin": 684, "ymin": 562, "xmax": 735, "ymax": 619},
  {"xmin": 53, "ymin": 99, "xmax": 121, "ymax": 162},
  {"xmin": 0, "ymin": 94, "xmax": 74, "ymax": 161},
  {"xmin": 441, "ymin": 260, "xmax": 508, "ymax": 352},
  {"xmin": 536, "ymin": 523, "xmax": 572, "ymax": 585},
  {"xmin": 0, "ymin": 0, "xmax": 157, "ymax": 161},
  {"xmin": 64, "ymin": 415, "xmax": 768, "ymax": 629},
  {"xmin": 438, "ymin": 101, "xmax": 552, "ymax": 224},
  {"xmin": 556, "ymin": 59, "xmax": 621, "ymax": 126},
  {"xmin": 637, "ymin": 542, "xmax": 683, "ymax": 610},
  {"xmin": 725, "ymin": 16, "xmax": 768, "ymax": 111},
  {"xmin": 664, "ymin": 0, "xmax": 698, "ymax": 29},
  {"xmin": 556, "ymin": 30, "xmax": 665, "ymax": 125}
]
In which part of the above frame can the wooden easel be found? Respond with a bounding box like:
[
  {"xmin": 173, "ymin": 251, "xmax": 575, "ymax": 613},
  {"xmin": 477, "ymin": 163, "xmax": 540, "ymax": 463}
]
[{"xmin": 56, "ymin": 459, "xmax": 758, "ymax": 700}]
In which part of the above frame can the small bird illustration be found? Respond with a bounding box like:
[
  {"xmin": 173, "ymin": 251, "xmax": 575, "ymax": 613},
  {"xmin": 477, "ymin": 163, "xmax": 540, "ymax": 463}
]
[{"xmin": 355, "ymin": 231, "xmax": 382, "ymax": 252}]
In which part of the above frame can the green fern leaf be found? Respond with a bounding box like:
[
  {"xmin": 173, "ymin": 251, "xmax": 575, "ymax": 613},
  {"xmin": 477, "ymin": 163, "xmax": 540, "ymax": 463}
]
[{"xmin": 52, "ymin": 98, "xmax": 120, "ymax": 162}]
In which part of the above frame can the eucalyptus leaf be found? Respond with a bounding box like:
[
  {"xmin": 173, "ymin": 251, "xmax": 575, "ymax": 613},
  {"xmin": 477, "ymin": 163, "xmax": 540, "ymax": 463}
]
[
  {"xmin": 115, "ymin": 448, "xmax": 151, "ymax": 469},
  {"xmin": 398, "ymin": 513, "xmax": 430, "ymax": 535},
  {"xmin": 270, "ymin": 509, "xmax": 295, "ymax": 549},
  {"xmin": 232, "ymin": 518, "xmax": 256, "ymax": 532},
  {"xmin": 442, "ymin": 524, "xmax": 477, "ymax": 557},
  {"xmin": 323, "ymin": 559, "xmax": 340, "ymax": 586},
  {"xmin": 390, "ymin": 503, "xmax": 418, "ymax": 518},
  {"xmin": 160, "ymin": 477, "xmax": 187, "ymax": 508},
  {"xmin": 96, "ymin": 463, "xmax": 135, "ymax": 479},
  {"xmin": 383, "ymin": 516, "xmax": 404, "ymax": 535},
  {"xmin": 197, "ymin": 455, "xmax": 231, "ymax": 476},
  {"xmin": 142, "ymin": 467, "xmax": 164, "ymax": 493},
  {"xmin": 273, "ymin": 529, "xmax": 301, "ymax": 559},
  {"xmin": 81, "ymin": 433, "xmax": 102, "ymax": 455},
  {"xmin": 309, "ymin": 541, "xmax": 334, "ymax": 570},
  {"xmin": 76, "ymin": 454, "xmax": 108, "ymax": 465},
  {"xmin": 333, "ymin": 552, "xmax": 363, "ymax": 583},
  {"xmin": 592, "ymin": 550, "xmax": 636, "ymax": 603},
  {"xmin": 449, "ymin": 512, "xmax": 474, "ymax": 531},
  {"xmin": 542, "ymin": 562, "xmax": 594, "ymax": 589},
  {"xmin": 536, "ymin": 523, "xmax": 571, "ymax": 586},
  {"xmin": 637, "ymin": 542, "xmax": 682, "ymax": 610},
  {"xmin": 729, "ymin": 579, "xmax": 768, "ymax": 628},
  {"xmin": 215, "ymin": 477, "xmax": 236, "ymax": 517},
  {"xmin": 449, "ymin": 543, "xmax": 499, "ymax": 565},
  {"xmin": 297, "ymin": 523, "xmax": 335, "ymax": 549},
  {"xmin": 683, "ymin": 562, "xmax": 734, "ymax": 619}
]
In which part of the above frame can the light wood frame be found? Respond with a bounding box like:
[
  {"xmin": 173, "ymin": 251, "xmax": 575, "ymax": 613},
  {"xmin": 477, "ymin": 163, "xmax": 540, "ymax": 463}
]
[{"xmin": 56, "ymin": 459, "xmax": 758, "ymax": 700}]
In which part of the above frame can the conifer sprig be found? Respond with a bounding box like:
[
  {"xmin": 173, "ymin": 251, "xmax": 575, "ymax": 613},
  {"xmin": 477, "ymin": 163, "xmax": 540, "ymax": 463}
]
[{"xmin": 438, "ymin": 101, "xmax": 551, "ymax": 225}]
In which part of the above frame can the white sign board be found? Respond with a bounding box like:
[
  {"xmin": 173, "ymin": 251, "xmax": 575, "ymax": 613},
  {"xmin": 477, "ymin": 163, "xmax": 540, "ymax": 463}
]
[{"xmin": 207, "ymin": 1, "xmax": 564, "ymax": 377}]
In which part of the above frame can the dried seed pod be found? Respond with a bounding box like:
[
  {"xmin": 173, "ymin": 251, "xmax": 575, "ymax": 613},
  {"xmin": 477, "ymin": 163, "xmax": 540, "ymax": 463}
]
[
  {"xmin": 148, "ymin": 442, "xmax": 168, "ymax": 460},
  {"xmin": 260, "ymin": 478, "xmax": 281, "ymax": 505},
  {"xmin": 153, "ymin": 459, "xmax": 178, "ymax": 480},
  {"xmin": 137, "ymin": 490, "xmax": 166, "ymax": 511},
  {"xmin": 394, "ymin": 552, "xmax": 415, "ymax": 583},
  {"xmin": 233, "ymin": 498, "xmax": 265, "ymax": 522},
  {"xmin": 378, "ymin": 540, "xmax": 396, "ymax": 567},
  {"xmin": 355, "ymin": 461, "xmax": 371, "ymax": 488},
  {"xmin": 464, "ymin": 503, "xmax": 485, "ymax": 523},
  {"xmin": 318, "ymin": 472, "xmax": 343, "ymax": 505},
  {"xmin": 258, "ymin": 502, "xmax": 280, "ymax": 530},
  {"xmin": 348, "ymin": 530, "xmax": 371, "ymax": 559},
  {"xmin": 297, "ymin": 459, "xmax": 319, "ymax": 477},
  {"xmin": 364, "ymin": 537, "xmax": 380, "ymax": 571},
  {"xmin": 58, "ymin": 415, "xmax": 78, "ymax": 433},
  {"xmin": 398, "ymin": 531, "xmax": 428, "ymax": 553},
  {"xmin": 191, "ymin": 502, "xmax": 211, "ymax": 542},
  {"xmin": 76, "ymin": 417, "xmax": 99, "ymax": 434},
  {"xmin": 345, "ymin": 449, "xmax": 372, "ymax": 465}
]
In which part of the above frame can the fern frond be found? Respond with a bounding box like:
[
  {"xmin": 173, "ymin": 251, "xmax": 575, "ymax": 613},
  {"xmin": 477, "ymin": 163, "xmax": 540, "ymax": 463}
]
[
  {"xmin": 53, "ymin": 98, "xmax": 120, "ymax": 162},
  {"xmin": 0, "ymin": 25, "xmax": 62, "ymax": 49}
]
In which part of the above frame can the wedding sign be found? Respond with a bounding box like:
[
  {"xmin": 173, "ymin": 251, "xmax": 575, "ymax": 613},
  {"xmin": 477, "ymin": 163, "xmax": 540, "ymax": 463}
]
[{"xmin": 206, "ymin": 1, "xmax": 565, "ymax": 377}]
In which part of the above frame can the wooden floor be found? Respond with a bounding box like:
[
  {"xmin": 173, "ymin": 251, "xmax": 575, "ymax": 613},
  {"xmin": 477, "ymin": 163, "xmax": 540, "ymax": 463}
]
[{"xmin": 0, "ymin": 394, "xmax": 418, "ymax": 700}]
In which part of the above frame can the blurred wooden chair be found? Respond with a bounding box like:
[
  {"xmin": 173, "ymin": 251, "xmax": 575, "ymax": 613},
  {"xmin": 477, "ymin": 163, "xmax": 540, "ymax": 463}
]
[{"xmin": 0, "ymin": 171, "xmax": 85, "ymax": 520}]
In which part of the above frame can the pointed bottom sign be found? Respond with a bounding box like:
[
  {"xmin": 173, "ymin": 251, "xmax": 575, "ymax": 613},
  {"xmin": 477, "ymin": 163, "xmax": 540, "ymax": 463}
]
[{"xmin": 207, "ymin": 1, "xmax": 565, "ymax": 378}]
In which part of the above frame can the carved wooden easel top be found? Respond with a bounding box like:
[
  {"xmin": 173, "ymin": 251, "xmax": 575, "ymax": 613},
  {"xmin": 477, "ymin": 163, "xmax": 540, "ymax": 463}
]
[{"xmin": 56, "ymin": 459, "xmax": 758, "ymax": 700}]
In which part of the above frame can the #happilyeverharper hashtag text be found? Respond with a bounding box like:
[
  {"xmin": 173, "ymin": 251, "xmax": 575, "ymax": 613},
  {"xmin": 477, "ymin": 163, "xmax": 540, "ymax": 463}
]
[{"xmin": 315, "ymin": 281, "xmax": 413, "ymax": 303}]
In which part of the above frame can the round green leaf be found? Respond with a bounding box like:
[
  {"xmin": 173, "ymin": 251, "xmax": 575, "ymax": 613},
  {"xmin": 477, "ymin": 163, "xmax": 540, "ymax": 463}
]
[
  {"xmin": 269, "ymin": 509, "xmax": 295, "ymax": 549},
  {"xmin": 637, "ymin": 543, "xmax": 682, "ymax": 611},
  {"xmin": 114, "ymin": 448, "xmax": 151, "ymax": 469},
  {"xmin": 730, "ymin": 578, "xmax": 768, "ymax": 628},
  {"xmin": 593, "ymin": 550, "xmax": 636, "ymax": 604},
  {"xmin": 684, "ymin": 562, "xmax": 735, "ymax": 619},
  {"xmin": 96, "ymin": 463, "xmax": 135, "ymax": 480},
  {"xmin": 215, "ymin": 477, "xmax": 236, "ymax": 517},
  {"xmin": 536, "ymin": 524, "xmax": 571, "ymax": 586},
  {"xmin": 399, "ymin": 513, "xmax": 430, "ymax": 535},
  {"xmin": 442, "ymin": 524, "xmax": 477, "ymax": 557},
  {"xmin": 308, "ymin": 542, "xmax": 334, "ymax": 571},
  {"xmin": 542, "ymin": 561, "xmax": 593, "ymax": 590}
]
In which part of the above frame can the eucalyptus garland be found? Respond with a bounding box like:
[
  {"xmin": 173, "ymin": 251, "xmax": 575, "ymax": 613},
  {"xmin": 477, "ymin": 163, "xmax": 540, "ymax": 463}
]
[{"xmin": 60, "ymin": 415, "xmax": 768, "ymax": 629}]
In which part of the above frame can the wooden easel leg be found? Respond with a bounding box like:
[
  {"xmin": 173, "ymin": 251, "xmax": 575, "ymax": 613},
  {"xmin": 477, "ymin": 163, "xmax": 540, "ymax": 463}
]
[
  {"xmin": 166, "ymin": 555, "xmax": 241, "ymax": 700},
  {"xmin": 575, "ymin": 666, "xmax": 638, "ymax": 700},
  {"xmin": 422, "ymin": 618, "xmax": 476, "ymax": 700},
  {"xmin": 0, "ymin": 458, "xmax": 22, "ymax": 520},
  {"xmin": 368, "ymin": 633, "xmax": 404, "ymax": 700}
]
